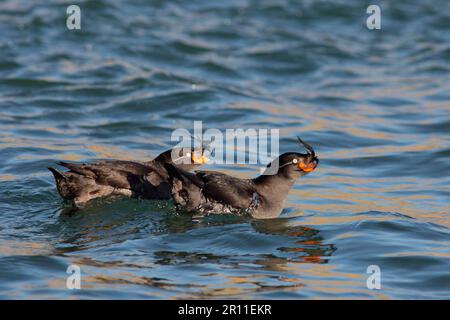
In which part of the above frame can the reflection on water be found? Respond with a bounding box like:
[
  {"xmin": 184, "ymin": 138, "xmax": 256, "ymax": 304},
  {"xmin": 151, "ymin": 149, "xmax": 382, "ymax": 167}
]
[
  {"xmin": 0, "ymin": 0, "xmax": 449, "ymax": 299},
  {"xmin": 56, "ymin": 207, "xmax": 339, "ymax": 298}
]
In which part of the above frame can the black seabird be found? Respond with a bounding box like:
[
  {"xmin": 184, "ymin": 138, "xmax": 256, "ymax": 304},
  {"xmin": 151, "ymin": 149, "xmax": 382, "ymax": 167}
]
[
  {"xmin": 165, "ymin": 138, "xmax": 319, "ymax": 219},
  {"xmin": 48, "ymin": 147, "xmax": 208, "ymax": 207}
]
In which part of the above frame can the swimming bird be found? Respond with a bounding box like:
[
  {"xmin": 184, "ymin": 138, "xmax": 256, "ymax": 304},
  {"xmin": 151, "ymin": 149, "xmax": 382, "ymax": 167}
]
[
  {"xmin": 48, "ymin": 147, "xmax": 208, "ymax": 208},
  {"xmin": 164, "ymin": 137, "xmax": 319, "ymax": 219}
]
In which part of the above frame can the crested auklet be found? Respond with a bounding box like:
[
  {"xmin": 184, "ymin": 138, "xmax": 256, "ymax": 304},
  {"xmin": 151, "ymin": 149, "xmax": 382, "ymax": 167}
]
[
  {"xmin": 48, "ymin": 147, "xmax": 208, "ymax": 207},
  {"xmin": 164, "ymin": 138, "xmax": 319, "ymax": 219}
]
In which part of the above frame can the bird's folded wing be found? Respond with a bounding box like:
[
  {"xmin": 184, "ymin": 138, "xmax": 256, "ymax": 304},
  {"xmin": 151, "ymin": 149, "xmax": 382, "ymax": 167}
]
[
  {"xmin": 197, "ymin": 172, "xmax": 256, "ymax": 209},
  {"xmin": 58, "ymin": 160, "xmax": 156, "ymax": 189}
]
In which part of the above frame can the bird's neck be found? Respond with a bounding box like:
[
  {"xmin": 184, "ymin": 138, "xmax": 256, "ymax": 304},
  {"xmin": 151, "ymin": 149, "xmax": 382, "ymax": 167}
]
[{"xmin": 253, "ymin": 173, "xmax": 296, "ymax": 203}]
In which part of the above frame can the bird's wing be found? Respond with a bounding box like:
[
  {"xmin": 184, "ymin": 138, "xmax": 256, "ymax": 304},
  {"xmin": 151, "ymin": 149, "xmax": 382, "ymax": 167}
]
[
  {"xmin": 196, "ymin": 171, "xmax": 256, "ymax": 209},
  {"xmin": 58, "ymin": 160, "xmax": 156, "ymax": 189}
]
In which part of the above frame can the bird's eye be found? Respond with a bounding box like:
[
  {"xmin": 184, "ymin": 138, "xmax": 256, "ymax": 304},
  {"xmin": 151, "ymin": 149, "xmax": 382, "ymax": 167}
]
[{"xmin": 292, "ymin": 158, "xmax": 298, "ymax": 164}]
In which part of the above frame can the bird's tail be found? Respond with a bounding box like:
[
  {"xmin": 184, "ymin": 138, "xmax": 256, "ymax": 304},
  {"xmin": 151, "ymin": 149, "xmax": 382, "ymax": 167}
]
[
  {"xmin": 164, "ymin": 163, "xmax": 183, "ymax": 182},
  {"xmin": 164, "ymin": 163, "xmax": 203, "ymax": 187},
  {"xmin": 48, "ymin": 167, "xmax": 66, "ymax": 182}
]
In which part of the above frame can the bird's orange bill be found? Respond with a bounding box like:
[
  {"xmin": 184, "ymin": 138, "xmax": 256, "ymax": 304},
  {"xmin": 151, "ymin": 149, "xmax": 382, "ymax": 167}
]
[
  {"xmin": 192, "ymin": 153, "xmax": 208, "ymax": 164},
  {"xmin": 299, "ymin": 161, "xmax": 317, "ymax": 172}
]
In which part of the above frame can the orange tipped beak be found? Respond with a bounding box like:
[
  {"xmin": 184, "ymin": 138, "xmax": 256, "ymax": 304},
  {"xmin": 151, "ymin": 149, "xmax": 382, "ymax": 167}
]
[
  {"xmin": 192, "ymin": 153, "xmax": 208, "ymax": 164},
  {"xmin": 299, "ymin": 161, "xmax": 317, "ymax": 172}
]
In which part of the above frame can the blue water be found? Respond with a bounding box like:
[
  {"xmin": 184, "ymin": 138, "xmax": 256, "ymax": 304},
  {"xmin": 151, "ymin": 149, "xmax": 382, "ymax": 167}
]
[{"xmin": 0, "ymin": 0, "xmax": 449, "ymax": 299}]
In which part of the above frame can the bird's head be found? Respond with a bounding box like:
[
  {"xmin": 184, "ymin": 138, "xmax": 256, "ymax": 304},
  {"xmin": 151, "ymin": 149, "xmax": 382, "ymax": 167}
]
[
  {"xmin": 265, "ymin": 137, "xmax": 319, "ymax": 179},
  {"xmin": 153, "ymin": 146, "xmax": 208, "ymax": 172}
]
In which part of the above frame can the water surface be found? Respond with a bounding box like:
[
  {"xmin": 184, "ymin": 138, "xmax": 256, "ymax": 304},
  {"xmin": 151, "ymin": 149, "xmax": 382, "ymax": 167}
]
[{"xmin": 0, "ymin": 0, "xmax": 449, "ymax": 299}]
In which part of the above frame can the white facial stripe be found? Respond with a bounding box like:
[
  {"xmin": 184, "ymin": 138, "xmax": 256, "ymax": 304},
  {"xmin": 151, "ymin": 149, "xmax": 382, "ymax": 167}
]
[{"xmin": 278, "ymin": 161, "xmax": 293, "ymax": 169}]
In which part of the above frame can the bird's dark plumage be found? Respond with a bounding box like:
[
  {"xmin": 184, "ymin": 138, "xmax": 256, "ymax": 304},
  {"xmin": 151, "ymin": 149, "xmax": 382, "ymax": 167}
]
[
  {"xmin": 49, "ymin": 147, "xmax": 207, "ymax": 207},
  {"xmin": 165, "ymin": 139, "xmax": 319, "ymax": 219}
]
